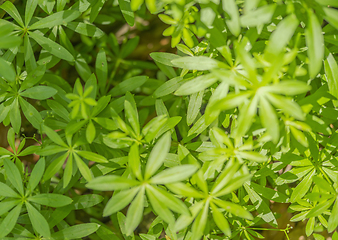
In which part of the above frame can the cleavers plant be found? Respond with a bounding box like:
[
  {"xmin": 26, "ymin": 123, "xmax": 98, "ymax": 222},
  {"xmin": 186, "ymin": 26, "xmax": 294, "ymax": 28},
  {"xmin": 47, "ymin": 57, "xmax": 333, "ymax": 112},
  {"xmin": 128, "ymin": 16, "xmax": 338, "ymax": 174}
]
[{"xmin": 0, "ymin": 0, "xmax": 338, "ymax": 239}]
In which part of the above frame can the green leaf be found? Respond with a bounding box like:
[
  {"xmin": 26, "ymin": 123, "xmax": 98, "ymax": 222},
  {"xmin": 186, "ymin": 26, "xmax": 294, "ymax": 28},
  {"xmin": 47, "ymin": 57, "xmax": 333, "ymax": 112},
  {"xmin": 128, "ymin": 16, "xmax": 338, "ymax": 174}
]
[
  {"xmin": 150, "ymin": 52, "xmax": 181, "ymax": 67},
  {"xmin": 210, "ymin": 202, "xmax": 231, "ymax": 237},
  {"xmin": 187, "ymin": 90, "xmax": 204, "ymax": 125},
  {"xmin": 211, "ymin": 159, "xmax": 240, "ymax": 194},
  {"xmin": 19, "ymin": 97, "xmax": 43, "ymax": 130},
  {"xmin": 222, "ymin": 0, "xmax": 240, "ymax": 36},
  {"xmin": 324, "ymin": 53, "xmax": 338, "ymax": 107},
  {"xmin": 235, "ymin": 96, "xmax": 258, "ymax": 138},
  {"xmin": 305, "ymin": 10, "xmax": 324, "ymax": 79},
  {"xmin": 27, "ymin": 158, "xmax": 45, "ymax": 193},
  {"xmin": 146, "ymin": 186, "xmax": 175, "ymax": 225},
  {"xmin": 118, "ymin": 0, "xmax": 134, "ymax": 26},
  {"xmin": 86, "ymin": 175, "xmax": 139, "ymax": 191},
  {"xmin": 43, "ymin": 152, "xmax": 68, "ymax": 181},
  {"xmin": 128, "ymin": 143, "xmax": 142, "ymax": 180},
  {"xmin": 90, "ymin": 0, "xmax": 105, "ymax": 22},
  {"xmin": 290, "ymin": 169, "xmax": 316, "ymax": 203},
  {"xmin": 191, "ymin": 201, "xmax": 209, "ymax": 240},
  {"xmin": 50, "ymin": 223, "xmax": 100, "ymax": 239},
  {"xmin": 205, "ymin": 92, "xmax": 252, "ymax": 123},
  {"xmin": 73, "ymin": 153, "xmax": 93, "ymax": 182},
  {"xmin": 0, "ymin": 182, "xmax": 20, "ymax": 198},
  {"xmin": 103, "ymin": 187, "xmax": 139, "ymax": 216},
  {"xmin": 72, "ymin": 194, "xmax": 104, "ymax": 210},
  {"xmin": 238, "ymin": 151, "xmax": 268, "ymax": 163},
  {"xmin": 110, "ymin": 76, "xmax": 148, "ymax": 97},
  {"xmin": 265, "ymin": 93, "xmax": 305, "ymax": 120},
  {"xmin": 145, "ymin": 131, "xmax": 171, "ymax": 179},
  {"xmin": 323, "ymin": 7, "xmax": 338, "ymax": 30},
  {"xmin": 28, "ymin": 193, "xmax": 72, "ymax": 207},
  {"xmin": 0, "ymin": 57, "xmax": 16, "ymax": 82},
  {"xmin": 166, "ymin": 182, "xmax": 204, "ymax": 198},
  {"xmin": 171, "ymin": 56, "xmax": 224, "ymax": 71},
  {"xmin": 213, "ymin": 199, "xmax": 253, "ymax": 220},
  {"xmin": 26, "ymin": 201, "xmax": 51, "ymax": 237},
  {"xmin": 259, "ymin": 96, "xmax": 279, "ymax": 143},
  {"xmin": 175, "ymin": 74, "xmax": 218, "ymax": 96},
  {"xmin": 0, "ymin": 200, "xmax": 19, "ymax": 216},
  {"xmin": 265, "ymin": 14, "xmax": 299, "ymax": 56},
  {"xmin": 0, "ymin": 203, "xmax": 22, "ymax": 238},
  {"xmin": 25, "ymin": 0, "xmax": 38, "ymax": 26},
  {"xmin": 266, "ymin": 80, "xmax": 311, "ymax": 96},
  {"xmin": 96, "ymin": 49, "xmax": 108, "ymax": 93},
  {"xmin": 328, "ymin": 197, "xmax": 338, "ymax": 232},
  {"xmin": 250, "ymin": 182, "xmax": 288, "ymax": 203},
  {"xmin": 29, "ymin": 10, "xmax": 81, "ymax": 29},
  {"xmin": 24, "ymin": 34, "xmax": 37, "ymax": 71},
  {"xmin": 0, "ymin": 2, "xmax": 24, "ymax": 27},
  {"xmin": 125, "ymin": 186, "xmax": 145, "ymax": 236},
  {"xmin": 130, "ymin": 0, "xmax": 143, "ymax": 11},
  {"xmin": 150, "ymin": 165, "xmax": 198, "ymax": 184},
  {"xmin": 47, "ymin": 100, "xmax": 70, "ymax": 122},
  {"xmin": 37, "ymin": 145, "xmax": 67, "ymax": 156},
  {"xmin": 4, "ymin": 159, "xmax": 24, "ymax": 196},
  {"xmin": 29, "ymin": 31, "xmax": 75, "ymax": 62},
  {"xmin": 307, "ymin": 198, "xmax": 335, "ymax": 218},
  {"xmin": 334, "ymin": 232, "xmax": 338, "ymax": 240},
  {"xmin": 240, "ymin": 4, "xmax": 276, "ymax": 27},
  {"xmin": 86, "ymin": 120, "xmax": 96, "ymax": 144},
  {"xmin": 125, "ymin": 100, "xmax": 140, "ymax": 137},
  {"xmin": 188, "ymin": 115, "xmax": 211, "ymax": 137},
  {"xmin": 20, "ymin": 86, "xmax": 57, "ymax": 100},
  {"xmin": 20, "ymin": 64, "xmax": 46, "ymax": 91},
  {"xmin": 244, "ymin": 183, "xmax": 278, "ymax": 226},
  {"xmin": 65, "ymin": 22, "xmax": 104, "ymax": 38},
  {"xmin": 151, "ymin": 185, "xmax": 190, "ymax": 215},
  {"xmin": 77, "ymin": 150, "xmax": 108, "ymax": 163},
  {"xmin": 43, "ymin": 125, "xmax": 67, "ymax": 147},
  {"xmin": 10, "ymin": 98, "xmax": 21, "ymax": 133}
]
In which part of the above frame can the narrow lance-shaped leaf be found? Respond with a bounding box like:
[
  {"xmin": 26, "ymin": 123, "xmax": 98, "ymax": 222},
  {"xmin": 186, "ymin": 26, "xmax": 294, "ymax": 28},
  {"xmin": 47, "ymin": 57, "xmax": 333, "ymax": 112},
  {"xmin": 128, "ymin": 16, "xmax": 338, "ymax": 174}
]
[
  {"xmin": 29, "ymin": 31, "xmax": 75, "ymax": 62},
  {"xmin": 50, "ymin": 223, "xmax": 101, "ymax": 239},
  {"xmin": 0, "ymin": 203, "xmax": 23, "ymax": 238},
  {"xmin": 103, "ymin": 187, "xmax": 140, "ymax": 216},
  {"xmin": 129, "ymin": 143, "xmax": 142, "ymax": 180},
  {"xmin": 0, "ymin": 1, "xmax": 24, "ymax": 27},
  {"xmin": 305, "ymin": 10, "xmax": 324, "ymax": 79},
  {"xmin": 29, "ymin": 10, "xmax": 81, "ymax": 30},
  {"xmin": 64, "ymin": 22, "xmax": 104, "ymax": 38},
  {"xmin": 144, "ymin": 132, "xmax": 171, "ymax": 179},
  {"xmin": 150, "ymin": 164, "xmax": 198, "ymax": 184},
  {"xmin": 27, "ymin": 158, "xmax": 45, "ymax": 193},
  {"xmin": 328, "ymin": 197, "xmax": 338, "ymax": 232},
  {"xmin": 265, "ymin": 14, "xmax": 299, "ymax": 56},
  {"xmin": 118, "ymin": 0, "xmax": 134, "ymax": 26},
  {"xmin": 324, "ymin": 53, "xmax": 338, "ymax": 107},
  {"xmin": 26, "ymin": 201, "xmax": 51, "ymax": 237},
  {"xmin": 259, "ymin": 95, "xmax": 279, "ymax": 143},
  {"xmin": 146, "ymin": 186, "xmax": 175, "ymax": 225},
  {"xmin": 25, "ymin": 0, "xmax": 38, "ymax": 26},
  {"xmin": 28, "ymin": 193, "xmax": 73, "ymax": 207},
  {"xmin": 96, "ymin": 49, "xmax": 108, "ymax": 93},
  {"xmin": 290, "ymin": 169, "xmax": 316, "ymax": 203},
  {"xmin": 125, "ymin": 187, "xmax": 145, "ymax": 236},
  {"xmin": 0, "ymin": 57, "xmax": 16, "ymax": 82},
  {"xmin": 4, "ymin": 159, "xmax": 24, "ymax": 196},
  {"xmin": 20, "ymin": 86, "xmax": 57, "ymax": 100}
]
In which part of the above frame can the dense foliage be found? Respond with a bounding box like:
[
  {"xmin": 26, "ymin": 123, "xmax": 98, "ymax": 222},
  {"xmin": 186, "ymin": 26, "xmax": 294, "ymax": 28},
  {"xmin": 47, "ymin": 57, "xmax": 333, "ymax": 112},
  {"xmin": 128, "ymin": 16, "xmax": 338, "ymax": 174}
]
[{"xmin": 0, "ymin": 0, "xmax": 338, "ymax": 239}]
